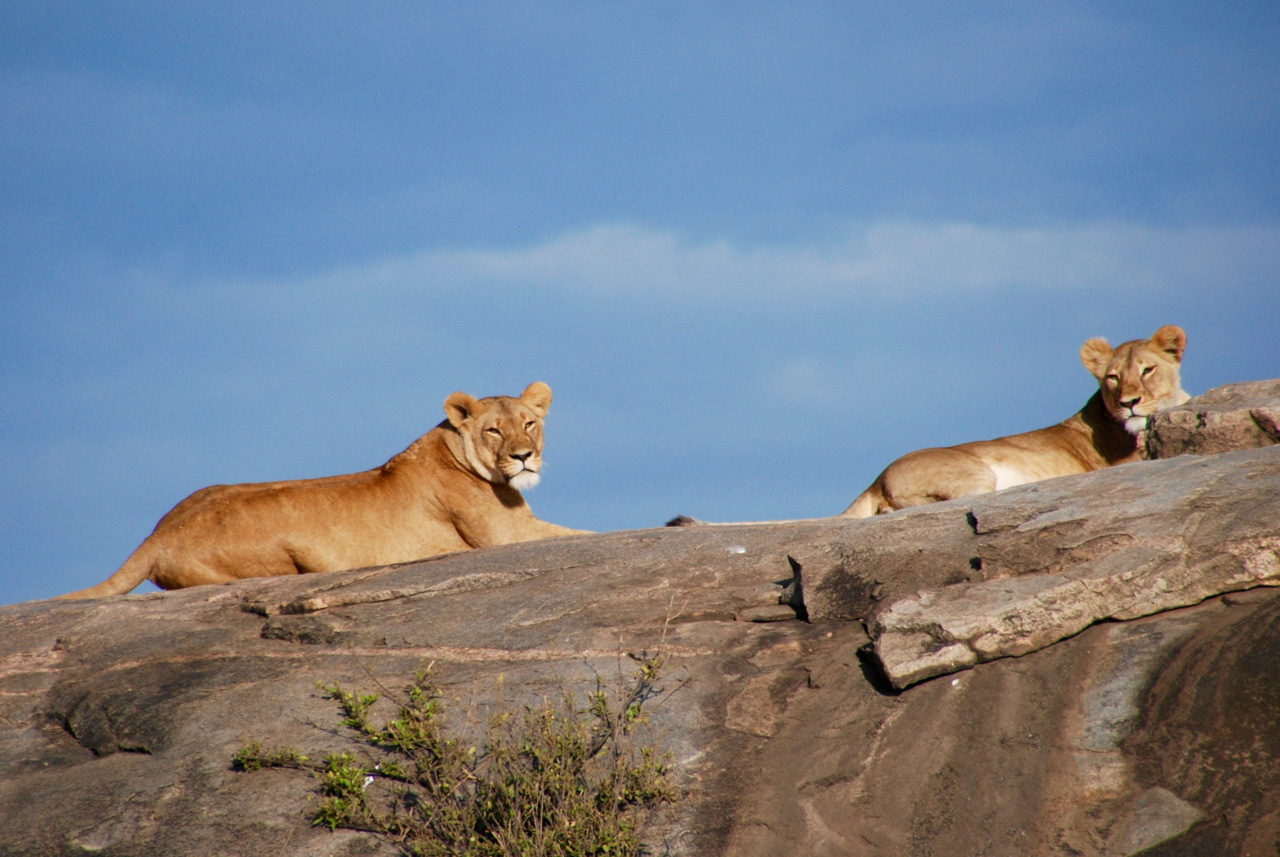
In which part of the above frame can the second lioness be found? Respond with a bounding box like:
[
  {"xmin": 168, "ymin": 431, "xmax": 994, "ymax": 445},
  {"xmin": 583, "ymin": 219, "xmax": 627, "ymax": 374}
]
[
  {"xmin": 841, "ymin": 325, "xmax": 1191, "ymax": 518},
  {"xmin": 59, "ymin": 382, "xmax": 589, "ymax": 599}
]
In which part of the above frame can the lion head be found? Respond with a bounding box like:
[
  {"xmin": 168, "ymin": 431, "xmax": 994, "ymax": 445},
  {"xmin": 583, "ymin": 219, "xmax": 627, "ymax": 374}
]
[
  {"xmin": 1080, "ymin": 325, "xmax": 1191, "ymax": 435},
  {"xmin": 444, "ymin": 381, "xmax": 553, "ymax": 490}
]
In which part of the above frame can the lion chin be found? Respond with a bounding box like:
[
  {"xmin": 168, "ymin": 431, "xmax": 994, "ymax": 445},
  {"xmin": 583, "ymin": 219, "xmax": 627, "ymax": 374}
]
[
  {"xmin": 507, "ymin": 470, "xmax": 541, "ymax": 491},
  {"xmin": 1124, "ymin": 415, "xmax": 1150, "ymax": 436}
]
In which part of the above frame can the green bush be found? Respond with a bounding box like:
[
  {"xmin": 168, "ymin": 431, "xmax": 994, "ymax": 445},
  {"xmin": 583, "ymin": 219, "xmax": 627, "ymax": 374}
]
[{"xmin": 235, "ymin": 655, "xmax": 677, "ymax": 856}]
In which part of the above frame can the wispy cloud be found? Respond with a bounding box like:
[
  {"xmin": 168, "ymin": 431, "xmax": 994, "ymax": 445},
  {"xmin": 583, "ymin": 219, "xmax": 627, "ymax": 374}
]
[{"xmin": 295, "ymin": 219, "xmax": 1280, "ymax": 302}]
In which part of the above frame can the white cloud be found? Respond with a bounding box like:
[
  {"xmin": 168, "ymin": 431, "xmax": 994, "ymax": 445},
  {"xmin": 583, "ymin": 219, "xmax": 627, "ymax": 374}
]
[{"xmin": 300, "ymin": 219, "xmax": 1280, "ymax": 303}]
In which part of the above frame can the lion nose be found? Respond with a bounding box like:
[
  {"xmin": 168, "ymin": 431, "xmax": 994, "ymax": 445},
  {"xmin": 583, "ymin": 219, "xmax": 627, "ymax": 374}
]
[
  {"xmin": 1119, "ymin": 395, "xmax": 1141, "ymax": 410},
  {"xmin": 511, "ymin": 451, "xmax": 532, "ymax": 463}
]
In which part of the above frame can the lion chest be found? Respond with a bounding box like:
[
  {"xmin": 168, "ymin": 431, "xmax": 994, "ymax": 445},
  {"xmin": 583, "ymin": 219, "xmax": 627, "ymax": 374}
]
[{"xmin": 987, "ymin": 462, "xmax": 1036, "ymax": 492}]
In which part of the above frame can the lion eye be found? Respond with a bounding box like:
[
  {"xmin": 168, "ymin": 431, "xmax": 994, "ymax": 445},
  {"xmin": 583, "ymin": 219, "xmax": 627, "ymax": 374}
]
[
  {"xmin": 485, "ymin": 427, "xmax": 502, "ymax": 436},
  {"xmin": 1105, "ymin": 374, "xmax": 1119, "ymax": 384},
  {"xmin": 525, "ymin": 421, "xmax": 536, "ymax": 431},
  {"xmin": 1141, "ymin": 366, "xmax": 1153, "ymax": 377}
]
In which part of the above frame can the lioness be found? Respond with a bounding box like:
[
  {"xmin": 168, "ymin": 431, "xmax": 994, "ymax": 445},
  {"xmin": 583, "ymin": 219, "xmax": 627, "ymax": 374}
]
[
  {"xmin": 841, "ymin": 325, "xmax": 1191, "ymax": 518},
  {"xmin": 58, "ymin": 382, "xmax": 589, "ymax": 599}
]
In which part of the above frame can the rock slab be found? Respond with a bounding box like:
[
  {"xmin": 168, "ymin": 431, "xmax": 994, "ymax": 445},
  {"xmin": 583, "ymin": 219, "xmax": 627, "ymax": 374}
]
[
  {"xmin": 2, "ymin": 379, "xmax": 1280, "ymax": 856},
  {"xmin": 845, "ymin": 447, "xmax": 1280, "ymax": 688},
  {"xmin": 1145, "ymin": 378, "xmax": 1280, "ymax": 458}
]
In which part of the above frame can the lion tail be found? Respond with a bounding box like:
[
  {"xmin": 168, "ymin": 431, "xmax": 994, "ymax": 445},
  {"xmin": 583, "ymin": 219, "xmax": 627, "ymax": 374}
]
[
  {"xmin": 840, "ymin": 482, "xmax": 886, "ymax": 519},
  {"xmin": 55, "ymin": 539, "xmax": 159, "ymax": 600}
]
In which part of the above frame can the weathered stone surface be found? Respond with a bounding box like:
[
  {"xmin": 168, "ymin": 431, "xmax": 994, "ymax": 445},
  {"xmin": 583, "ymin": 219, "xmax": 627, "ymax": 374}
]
[
  {"xmin": 799, "ymin": 446, "xmax": 1280, "ymax": 688},
  {"xmin": 722, "ymin": 595, "xmax": 1280, "ymax": 857},
  {"xmin": 2, "ymin": 382, "xmax": 1279, "ymax": 856},
  {"xmin": 1145, "ymin": 378, "xmax": 1280, "ymax": 458},
  {"xmin": 0, "ymin": 526, "xmax": 843, "ymax": 857}
]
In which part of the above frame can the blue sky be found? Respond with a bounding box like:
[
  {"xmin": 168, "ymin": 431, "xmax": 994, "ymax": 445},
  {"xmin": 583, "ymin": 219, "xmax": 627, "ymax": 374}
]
[{"xmin": 2, "ymin": 2, "xmax": 1277, "ymax": 604}]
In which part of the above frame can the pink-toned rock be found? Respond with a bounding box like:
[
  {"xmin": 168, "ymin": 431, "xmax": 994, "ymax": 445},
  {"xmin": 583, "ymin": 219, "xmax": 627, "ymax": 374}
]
[
  {"xmin": 2, "ymin": 381, "xmax": 1280, "ymax": 856},
  {"xmin": 1145, "ymin": 378, "xmax": 1280, "ymax": 458},
  {"xmin": 851, "ymin": 447, "xmax": 1280, "ymax": 688}
]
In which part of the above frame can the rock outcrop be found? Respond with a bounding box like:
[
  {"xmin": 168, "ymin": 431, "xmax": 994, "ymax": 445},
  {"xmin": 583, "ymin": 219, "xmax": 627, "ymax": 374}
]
[
  {"xmin": 1145, "ymin": 378, "xmax": 1280, "ymax": 458},
  {"xmin": 0, "ymin": 381, "xmax": 1277, "ymax": 856},
  {"xmin": 815, "ymin": 446, "xmax": 1280, "ymax": 689}
]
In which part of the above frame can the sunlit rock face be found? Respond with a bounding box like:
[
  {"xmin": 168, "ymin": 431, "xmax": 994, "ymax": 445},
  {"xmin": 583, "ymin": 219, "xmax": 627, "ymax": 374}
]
[
  {"xmin": 1, "ymin": 381, "xmax": 1277, "ymax": 857},
  {"xmin": 1144, "ymin": 378, "xmax": 1280, "ymax": 459}
]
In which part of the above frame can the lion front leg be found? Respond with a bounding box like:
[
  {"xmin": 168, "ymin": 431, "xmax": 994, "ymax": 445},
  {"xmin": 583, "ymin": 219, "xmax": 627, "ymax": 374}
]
[{"xmin": 453, "ymin": 499, "xmax": 590, "ymax": 550}]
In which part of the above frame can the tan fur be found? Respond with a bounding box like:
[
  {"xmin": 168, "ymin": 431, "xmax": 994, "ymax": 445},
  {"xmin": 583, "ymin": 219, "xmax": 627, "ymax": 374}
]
[
  {"xmin": 841, "ymin": 326, "xmax": 1191, "ymax": 518},
  {"xmin": 58, "ymin": 382, "xmax": 589, "ymax": 599}
]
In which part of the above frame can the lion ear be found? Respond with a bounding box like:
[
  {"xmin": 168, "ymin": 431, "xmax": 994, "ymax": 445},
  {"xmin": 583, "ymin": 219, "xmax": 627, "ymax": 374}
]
[
  {"xmin": 1149, "ymin": 325, "xmax": 1186, "ymax": 363},
  {"xmin": 444, "ymin": 392, "xmax": 480, "ymax": 427},
  {"xmin": 1080, "ymin": 337, "xmax": 1113, "ymax": 380},
  {"xmin": 520, "ymin": 382, "xmax": 552, "ymax": 418}
]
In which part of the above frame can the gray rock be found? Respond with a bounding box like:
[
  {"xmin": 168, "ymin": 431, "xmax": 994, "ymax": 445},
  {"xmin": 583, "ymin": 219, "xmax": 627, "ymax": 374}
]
[
  {"xmin": 842, "ymin": 448, "xmax": 1280, "ymax": 688},
  {"xmin": 3, "ymin": 381, "xmax": 1280, "ymax": 856},
  {"xmin": 1145, "ymin": 378, "xmax": 1280, "ymax": 458}
]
